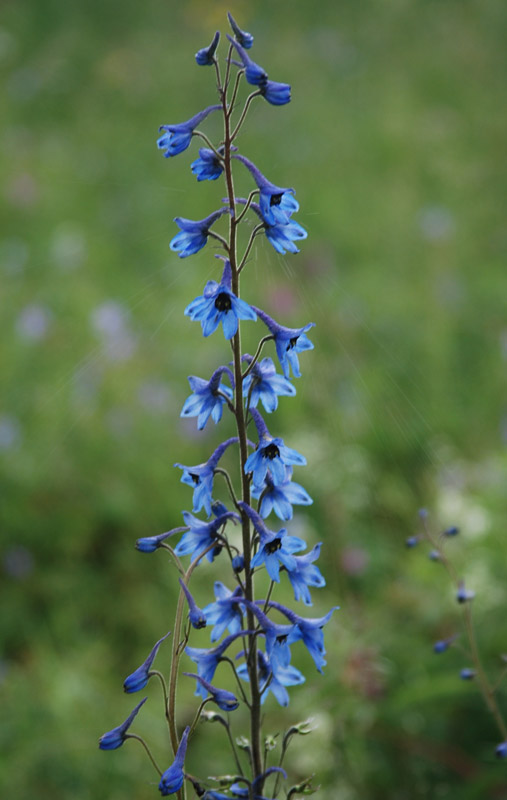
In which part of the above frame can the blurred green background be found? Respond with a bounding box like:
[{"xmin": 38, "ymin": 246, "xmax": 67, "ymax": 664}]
[{"xmin": 2, "ymin": 0, "xmax": 507, "ymax": 797}]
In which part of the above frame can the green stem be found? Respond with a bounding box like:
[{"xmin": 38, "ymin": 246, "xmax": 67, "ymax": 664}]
[
  {"xmin": 124, "ymin": 734, "xmax": 163, "ymax": 776},
  {"xmin": 221, "ymin": 55, "xmax": 263, "ymax": 782},
  {"xmin": 231, "ymin": 90, "xmax": 262, "ymax": 141},
  {"xmin": 238, "ymin": 225, "xmax": 264, "ymax": 274}
]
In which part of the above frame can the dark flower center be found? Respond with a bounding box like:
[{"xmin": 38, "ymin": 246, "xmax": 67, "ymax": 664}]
[
  {"xmin": 189, "ymin": 472, "xmax": 200, "ymax": 484},
  {"xmin": 215, "ymin": 292, "xmax": 232, "ymax": 312},
  {"xmin": 263, "ymin": 443, "xmax": 280, "ymax": 460},
  {"xmin": 286, "ymin": 336, "xmax": 299, "ymax": 351},
  {"xmin": 265, "ymin": 538, "xmax": 282, "ymax": 554},
  {"xmin": 270, "ymin": 193, "xmax": 283, "ymax": 207},
  {"xmin": 276, "ymin": 633, "xmax": 288, "ymax": 644}
]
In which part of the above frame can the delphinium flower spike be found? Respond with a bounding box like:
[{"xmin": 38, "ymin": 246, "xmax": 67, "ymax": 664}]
[{"xmin": 158, "ymin": 104, "xmax": 221, "ymax": 157}]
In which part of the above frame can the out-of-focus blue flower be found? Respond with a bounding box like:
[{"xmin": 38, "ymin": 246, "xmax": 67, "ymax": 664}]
[
  {"xmin": 227, "ymin": 12, "xmax": 253, "ymax": 49},
  {"xmin": 244, "ymin": 408, "xmax": 306, "ymax": 489},
  {"xmin": 181, "ymin": 366, "xmax": 234, "ymax": 430},
  {"xmin": 496, "ymin": 742, "xmax": 507, "ymax": 758},
  {"xmin": 253, "ymin": 307, "xmax": 315, "ymax": 379},
  {"xmin": 123, "ymin": 631, "xmax": 171, "ymax": 693},
  {"xmin": 99, "ymin": 697, "xmax": 147, "ymax": 750},
  {"xmin": 237, "ymin": 649, "xmax": 305, "ymax": 707},
  {"xmin": 460, "ymin": 667, "xmax": 476, "ymax": 680},
  {"xmin": 286, "ymin": 543, "xmax": 325, "ymax": 606},
  {"xmin": 179, "ymin": 578, "xmax": 207, "ymax": 629},
  {"xmin": 456, "ymin": 580, "xmax": 475, "ymax": 604},
  {"xmin": 183, "ymin": 672, "xmax": 239, "ymax": 711},
  {"xmin": 433, "ymin": 635, "xmax": 457, "ymax": 654},
  {"xmin": 233, "ymin": 155, "xmax": 298, "ymax": 226},
  {"xmin": 268, "ymin": 600, "xmax": 339, "ymax": 673},
  {"xmin": 260, "ymin": 79, "xmax": 291, "ymax": 106},
  {"xmin": 175, "ymin": 437, "xmax": 238, "ymax": 516},
  {"xmin": 174, "ymin": 510, "xmax": 240, "ymax": 563},
  {"xmin": 252, "ymin": 466, "xmax": 312, "ymax": 521},
  {"xmin": 135, "ymin": 526, "xmax": 187, "ymax": 553},
  {"xmin": 184, "ymin": 259, "xmax": 257, "ymax": 339},
  {"xmin": 170, "ymin": 208, "xmax": 228, "ymax": 258},
  {"xmin": 443, "ymin": 525, "xmax": 459, "ymax": 537},
  {"xmin": 428, "ymin": 549, "xmax": 441, "ymax": 561},
  {"xmin": 242, "ymin": 355, "xmax": 296, "ymax": 413},
  {"xmin": 185, "ymin": 631, "xmax": 249, "ymax": 697},
  {"xmin": 405, "ymin": 535, "xmax": 419, "ymax": 548},
  {"xmin": 202, "ymin": 582, "xmax": 244, "ymax": 641},
  {"xmin": 195, "ymin": 31, "xmax": 220, "ymax": 66},
  {"xmin": 158, "ymin": 105, "xmax": 221, "ymax": 157},
  {"xmin": 159, "ymin": 726, "xmax": 190, "ymax": 796},
  {"xmin": 239, "ymin": 502, "xmax": 306, "ymax": 583},
  {"xmin": 227, "ymin": 35, "xmax": 267, "ymax": 85}
]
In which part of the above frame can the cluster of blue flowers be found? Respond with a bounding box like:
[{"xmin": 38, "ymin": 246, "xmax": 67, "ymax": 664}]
[{"xmin": 100, "ymin": 14, "xmax": 334, "ymax": 799}]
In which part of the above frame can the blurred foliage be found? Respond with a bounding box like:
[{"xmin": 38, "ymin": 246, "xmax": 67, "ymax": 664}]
[{"xmin": 1, "ymin": 0, "xmax": 507, "ymax": 798}]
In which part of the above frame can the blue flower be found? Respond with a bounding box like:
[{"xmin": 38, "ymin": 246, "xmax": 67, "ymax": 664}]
[
  {"xmin": 179, "ymin": 578, "xmax": 207, "ymax": 629},
  {"xmin": 185, "ymin": 631, "xmax": 249, "ymax": 698},
  {"xmin": 191, "ymin": 147, "xmax": 224, "ymax": 181},
  {"xmin": 174, "ymin": 510, "xmax": 240, "ymax": 563},
  {"xmin": 496, "ymin": 742, "xmax": 507, "ymax": 759},
  {"xmin": 239, "ymin": 598, "xmax": 295, "ymax": 671},
  {"xmin": 159, "ymin": 726, "xmax": 190, "ymax": 796},
  {"xmin": 184, "ymin": 259, "xmax": 257, "ymax": 339},
  {"xmin": 239, "ymin": 502, "xmax": 306, "ymax": 583},
  {"xmin": 181, "ymin": 366, "xmax": 234, "ymax": 430},
  {"xmin": 260, "ymin": 79, "xmax": 291, "ymax": 106},
  {"xmin": 253, "ymin": 307, "xmax": 315, "ymax": 379},
  {"xmin": 233, "ymin": 154, "xmax": 298, "ymax": 226},
  {"xmin": 460, "ymin": 667, "xmax": 475, "ymax": 680},
  {"xmin": 202, "ymin": 582, "xmax": 244, "ymax": 642},
  {"xmin": 268, "ymin": 601, "xmax": 339, "ymax": 673},
  {"xmin": 234, "ymin": 198, "xmax": 307, "ymax": 254},
  {"xmin": 456, "ymin": 580, "xmax": 475, "ymax": 604},
  {"xmin": 433, "ymin": 636, "xmax": 456, "ymax": 654},
  {"xmin": 170, "ymin": 208, "xmax": 229, "ymax": 258},
  {"xmin": 286, "ymin": 543, "xmax": 325, "ymax": 606},
  {"xmin": 242, "ymin": 355, "xmax": 296, "ymax": 413},
  {"xmin": 135, "ymin": 526, "xmax": 188, "ymax": 553},
  {"xmin": 405, "ymin": 535, "xmax": 419, "ymax": 548},
  {"xmin": 251, "ymin": 466, "xmax": 313, "ymax": 521},
  {"xmin": 232, "ymin": 554, "xmax": 244, "ymax": 573},
  {"xmin": 123, "ymin": 631, "xmax": 171, "ymax": 693},
  {"xmin": 227, "ymin": 35, "xmax": 267, "ymax": 85},
  {"xmin": 183, "ymin": 672, "xmax": 239, "ymax": 711},
  {"xmin": 237, "ymin": 649, "xmax": 305, "ymax": 707},
  {"xmin": 443, "ymin": 525, "xmax": 459, "ymax": 537},
  {"xmin": 174, "ymin": 437, "xmax": 238, "ymax": 516},
  {"xmin": 195, "ymin": 31, "xmax": 220, "ymax": 66},
  {"xmin": 244, "ymin": 408, "xmax": 306, "ymax": 488},
  {"xmin": 158, "ymin": 104, "xmax": 221, "ymax": 158},
  {"xmin": 227, "ymin": 12, "xmax": 254, "ymax": 49},
  {"xmin": 98, "ymin": 697, "xmax": 147, "ymax": 750},
  {"xmin": 230, "ymin": 768, "xmax": 287, "ymax": 799}
]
